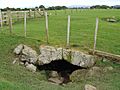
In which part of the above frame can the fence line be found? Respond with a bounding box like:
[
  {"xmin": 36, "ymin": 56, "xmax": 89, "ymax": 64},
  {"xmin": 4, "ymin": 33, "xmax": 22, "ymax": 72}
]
[
  {"xmin": 0, "ymin": 9, "xmax": 44, "ymax": 26},
  {"xmin": 1, "ymin": 9, "xmax": 119, "ymax": 60}
]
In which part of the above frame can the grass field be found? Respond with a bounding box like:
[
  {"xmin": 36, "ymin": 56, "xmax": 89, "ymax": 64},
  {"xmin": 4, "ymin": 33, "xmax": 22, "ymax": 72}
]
[
  {"xmin": 2, "ymin": 9, "xmax": 120, "ymax": 55},
  {"xmin": 0, "ymin": 9, "xmax": 120, "ymax": 90},
  {"xmin": 0, "ymin": 33, "xmax": 120, "ymax": 90}
]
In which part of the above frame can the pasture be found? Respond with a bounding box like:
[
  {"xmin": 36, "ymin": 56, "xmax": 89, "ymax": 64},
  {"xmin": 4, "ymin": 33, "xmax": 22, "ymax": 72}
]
[
  {"xmin": 1, "ymin": 9, "xmax": 120, "ymax": 55},
  {"xmin": 0, "ymin": 9, "xmax": 120, "ymax": 90}
]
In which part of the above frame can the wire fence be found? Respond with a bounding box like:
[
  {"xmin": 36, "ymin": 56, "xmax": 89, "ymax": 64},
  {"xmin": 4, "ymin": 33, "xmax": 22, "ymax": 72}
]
[{"xmin": 0, "ymin": 9, "xmax": 120, "ymax": 55}]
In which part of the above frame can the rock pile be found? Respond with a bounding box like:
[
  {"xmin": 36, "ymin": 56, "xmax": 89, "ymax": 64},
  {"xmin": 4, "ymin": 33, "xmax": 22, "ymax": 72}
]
[
  {"xmin": 13, "ymin": 44, "xmax": 114, "ymax": 86},
  {"xmin": 13, "ymin": 44, "xmax": 97, "ymax": 84},
  {"xmin": 14, "ymin": 45, "xmax": 96, "ymax": 68},
  {"xmin": 37, "ymin": 45, "xmax": 96, "ymax": 68},
  {"xmin": 13, "ymin": 44, "xmax": 38, "ymax": 72}
]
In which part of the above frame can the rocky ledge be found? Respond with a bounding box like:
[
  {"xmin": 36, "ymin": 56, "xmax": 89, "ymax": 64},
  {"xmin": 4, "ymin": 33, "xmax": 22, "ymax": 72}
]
[
  {"xmin": 13, "ymin": 44, "xmax": 113, "ymax": 86},
  {"xmin": 13, "ymin": 44, "xmax": 96, "ymax": 70}
]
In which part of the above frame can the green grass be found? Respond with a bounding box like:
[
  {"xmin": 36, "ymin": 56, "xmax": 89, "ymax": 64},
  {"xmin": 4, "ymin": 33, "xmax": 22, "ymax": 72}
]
[
  {"xmin": 0, "ymin": 32, "xmax": 120, "ymax": 90},
  {"xmin": 2, "ymin": 9, "xmax": 120, "ymax": 54},
  {"xmin": 0, "ymin": 9, "xmax": 120, "ymax": 90}
]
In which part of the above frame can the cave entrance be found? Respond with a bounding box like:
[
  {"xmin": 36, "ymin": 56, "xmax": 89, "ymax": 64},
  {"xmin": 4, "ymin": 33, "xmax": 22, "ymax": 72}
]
[{"xmin": 36, "ymin": 59, "xmax": 87, "ymax": 85}]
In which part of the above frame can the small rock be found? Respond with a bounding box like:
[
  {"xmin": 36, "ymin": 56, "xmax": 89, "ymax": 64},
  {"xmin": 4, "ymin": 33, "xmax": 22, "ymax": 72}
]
[
  {"xmin": 49, "ymin": 71, "xmax": 59, "ymax": 78},
  {"xmin": 26, "ymin": 64, "xmax": 36, "ymax": 72},
  {"xmin": 70, "ymin": 69, "xmax": 87, "ymax": 82},
  {"xmin": 87, "ymin": 67, "xmax": 102, "ymax": 77},
  {"xmin": 13, "ymin": 44, "xmax": 23, "ymax": 55},
  {"xmin": 12, "ymin": 58, "xmax": 19, "ymax": 64},
  {"xmin": 103, "ymin": 66, "xmax": 113, "ymax": 72},
  {"xmin": 25, "ymin": 62, "xmax": 29, "ymax": 66},
  {"xmin": 20, "ymin": 55, "xmax": 27, "ymax": 61},
  {"xmin": 19, "ymin": 62, "xmax": 25, "ymax": 66},
  {"xmin": 48, "ymin": 78, "xmax": 63, "ymax": 85},
  {"xmin": 85, "ymin": 84, "xmax": 96, "ymax": 90},
  {"xmin": 102, "ymin": 58, "xmax": 107, "ymax": 62}
]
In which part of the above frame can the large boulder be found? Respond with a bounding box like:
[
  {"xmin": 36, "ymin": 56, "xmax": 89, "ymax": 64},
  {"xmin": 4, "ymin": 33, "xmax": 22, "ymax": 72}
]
[
  {"xmin": 21, "ymin": 45, "xmax": 38, "ymax": 64},
  {"xmin": 70, "ymin": 69, "xmax": 87, "ymax": 82},
  {"xmin": 13, "ymin": 44, "xmax": 23, "ymax": 55},
  {"xmin": 38, "ymin": 54, "xmax": 50, "ymax": 65},
  {"xmin": 38, "ymin": 46, "xmax": 62, "ymax": 64},
  {"xmin": 63, "ymin": 49, "xmax": 71, "ymax": 60},
  {"xmin": 71, "ymin": 51, "xmax": 96, "ymax": 68},
  {"xmin": 87, "ymin": 67, "xmax": 102, "ymax": 77}
]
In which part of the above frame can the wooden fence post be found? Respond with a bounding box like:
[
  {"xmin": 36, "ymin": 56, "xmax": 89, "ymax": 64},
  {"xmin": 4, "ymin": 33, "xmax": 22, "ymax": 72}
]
[
  {"xmin": 71, "ymin": 9, "xmax": 73, "ymax": 14},
  {"xmin": 7, "ymin": 10, "xmax": 12, "ymax": 33},
  {"xmin": 65, "ymin": 9, "xmax": 67, "ymax": 14},
  {"xmin": 29, "ymin": 9, "xmax": 31, "ymax": 18},
  {"xmin": 0, "ymin": 10, "xmax": 3, "ymax": 29},
  {"xmin": 67, "ymin": 15, "xmax": 71, "ymax": 47},
  {"xmin": 93, "ymin": 18, "xmax": 99, "ymax": 54},
  {"xmin": 24, "ymin": 11, "xmax": 27, "ymax": 37},
  {"xmin": 34, "ymin": 9, "xmax": 36, "ymax": 18},
  {"xmin": 76, "ymin": 8, "xmax": 78, "ymax": 12},
  {"xmin": 17, "ymin": 11, "xmax": 19, "ymax": 21},
  {"xmin": 45, "ymin": 12, "xmax": 49, "ymax": 44},
  {"xmin": 55, "ymin": 9, "xmax": 57, "ymax": 15}
]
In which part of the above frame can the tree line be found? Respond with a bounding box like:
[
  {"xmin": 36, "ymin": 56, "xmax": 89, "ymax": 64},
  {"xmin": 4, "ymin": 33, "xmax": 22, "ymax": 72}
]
[
  {"xmin": 90, "ymin": 5, "xmax": 120, "ymax": 9},
  {"xmin": 1, "ymin": 5, "xmax": 120, "ymax": 11}
]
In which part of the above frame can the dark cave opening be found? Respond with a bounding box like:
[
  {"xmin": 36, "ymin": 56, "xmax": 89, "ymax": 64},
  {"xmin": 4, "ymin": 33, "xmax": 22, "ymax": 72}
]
[{"xmin": 35, "ymin": 59, "xmax": 87, "ymax": 84}]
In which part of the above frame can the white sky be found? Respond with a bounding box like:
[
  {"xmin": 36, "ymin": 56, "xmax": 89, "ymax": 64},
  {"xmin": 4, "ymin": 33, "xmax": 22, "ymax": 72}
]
[{"xmin": 0, "ymin": 0, "xmax": 120, "ymax": 8}]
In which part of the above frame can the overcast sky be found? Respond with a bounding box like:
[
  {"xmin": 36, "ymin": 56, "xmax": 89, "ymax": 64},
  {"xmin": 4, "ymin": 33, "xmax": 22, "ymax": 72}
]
[{"xmin": 0, "ymin": 0, "xmax": 120, "ymax": 8}]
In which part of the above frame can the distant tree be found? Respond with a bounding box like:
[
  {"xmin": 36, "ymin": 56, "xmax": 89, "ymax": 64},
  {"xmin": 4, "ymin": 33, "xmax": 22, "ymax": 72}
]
[
  {"xmin": 90, "ymin": 5, "xmax": 112, "ymax": 9},
  {"xmin": 39, "ymin": 5, "xmax": 45, "ymax": 9},
  {"xmin": 35, "ymin": 6, "xmax": 38, "ymax": 9},
  {"xmin": 47, "ymin": 6, "xmax": 55, "ymax": 10},
  {"xmin": 47, "ymin": 6, "xmax": 67, "ymax": 10}
]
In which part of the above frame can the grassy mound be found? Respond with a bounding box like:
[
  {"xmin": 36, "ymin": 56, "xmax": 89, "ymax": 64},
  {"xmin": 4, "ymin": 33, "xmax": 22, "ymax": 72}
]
[{"xmin": 0, "ymin": 32, "xmax": 120, "ymax": 90}]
